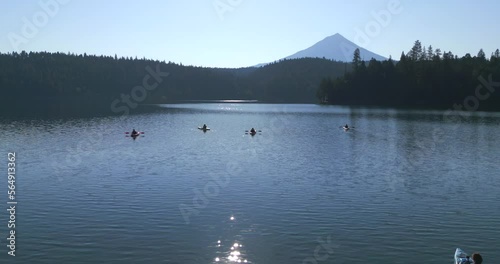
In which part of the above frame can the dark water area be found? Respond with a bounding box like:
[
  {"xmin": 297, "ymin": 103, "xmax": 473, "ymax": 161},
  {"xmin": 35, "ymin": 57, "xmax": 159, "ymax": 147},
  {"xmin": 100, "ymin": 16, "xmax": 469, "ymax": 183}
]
[{"xmin": 0, "ymin": 99, "xmax": 165, "ymax": 120}]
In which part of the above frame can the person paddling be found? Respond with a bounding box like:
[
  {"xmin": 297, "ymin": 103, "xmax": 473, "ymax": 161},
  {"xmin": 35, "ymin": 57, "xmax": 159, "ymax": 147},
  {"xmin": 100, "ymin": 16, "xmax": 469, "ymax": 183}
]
[
  {"xmin": 131, "ymin": 129, "xmax": 139, "ymax": 136},
  {"xmin": 202, "ymin": 124, "xmax": 207, "ymax": 130},
  {"xmin": 456, "ymin": 252, "xmax": 482, "ymax": 264},
  {"xmin": 344, "ymin": 124, "xmax": 349, "ymax": 129},
  {"xmin": 250, "ymin": 128, "xmax": 256, "ymax": 133}
]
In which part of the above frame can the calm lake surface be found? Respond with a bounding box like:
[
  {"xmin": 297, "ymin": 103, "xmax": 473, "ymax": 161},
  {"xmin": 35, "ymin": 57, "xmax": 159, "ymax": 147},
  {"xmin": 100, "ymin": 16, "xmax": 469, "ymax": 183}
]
[{"xmin": 1, "ymin": 103, "xmax": 499, "ymax": 263}]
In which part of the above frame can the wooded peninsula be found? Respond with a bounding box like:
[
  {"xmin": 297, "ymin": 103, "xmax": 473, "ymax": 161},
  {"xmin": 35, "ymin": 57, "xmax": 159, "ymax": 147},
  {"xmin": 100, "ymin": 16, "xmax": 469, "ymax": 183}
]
[{"xmin": 317, "ymin": 41, "xmax": 500, "ymax": 111}]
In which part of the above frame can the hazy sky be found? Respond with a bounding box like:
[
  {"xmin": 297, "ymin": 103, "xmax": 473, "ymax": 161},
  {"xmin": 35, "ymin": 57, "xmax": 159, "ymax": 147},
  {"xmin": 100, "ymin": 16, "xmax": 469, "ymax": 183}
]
[{"xmin": 1, "ymin": 0, "xmax": 499, "ymax": 68}]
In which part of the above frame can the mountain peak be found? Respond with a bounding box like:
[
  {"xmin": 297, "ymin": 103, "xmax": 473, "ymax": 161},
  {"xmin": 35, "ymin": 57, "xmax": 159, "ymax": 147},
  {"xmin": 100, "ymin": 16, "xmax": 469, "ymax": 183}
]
[
  {"xmin": 283, "ymin": 33, "xmax": 386, "ymax": 63},
  {"xmin": 322, "ymin": 33, "xmax": 351, "ymax": 43},
  {"xmin": 329, "ymin": 33, "xmax": 344, "ymax": 38}
]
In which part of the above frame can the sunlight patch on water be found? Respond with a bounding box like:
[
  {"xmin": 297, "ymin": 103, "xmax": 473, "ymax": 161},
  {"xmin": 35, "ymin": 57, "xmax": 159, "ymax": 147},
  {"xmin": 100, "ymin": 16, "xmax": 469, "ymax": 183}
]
[{"xmin": 211, "ymin": 215, "xmax": 251, "ymax": 263}]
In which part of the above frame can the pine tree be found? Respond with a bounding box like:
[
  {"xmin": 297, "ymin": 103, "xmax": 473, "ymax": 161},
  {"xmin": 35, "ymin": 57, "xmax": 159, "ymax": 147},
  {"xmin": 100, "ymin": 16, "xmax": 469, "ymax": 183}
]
[
  {"xmin": 477, "ymin": 49, "xmax": 486, "ymax": 60},
  {"xmin": 434, "ymin": 48, "xmax": 442, "ymax": 60},
  {"xmin": 427, "ymin": 45, "xmax": 433, "ymax": 60},
  {"xmin": 419, "ymin": 43, "xmax": 427, "ymax": 61},
  {"xmin": 400, "ymin": 51, "xmax": 406, "ymax": 61},
  {"xmin": 353, "ymin": 48, "xmax": 361, "ymax": 70},
  {"xmin": 408, "ymin": 40, "xmax": 422, "ymax": 61}
]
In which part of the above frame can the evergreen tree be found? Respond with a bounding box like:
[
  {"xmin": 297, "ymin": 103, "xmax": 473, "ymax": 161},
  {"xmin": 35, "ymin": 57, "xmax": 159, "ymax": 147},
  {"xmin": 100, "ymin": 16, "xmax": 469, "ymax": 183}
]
[
  {"xmin": 434, "ymin": 48, "xmax": 442, "ymax": 60},
  {"xmin": 442, "ymin": 51, "xmax": 454, "ymax": 60},
  {"xmin": 419, "ymin": 45, "xmax": 427, "ymax": 61},
  {"xmin": 399, "ymin": 51, "xmax": 406, "ymax": 62},
  {"xmin": 408, "ymin": 40, "xmax": 423, "ymax": 60},
  {"xmin": 492, "ymin": 49, "xmax": 500, "ymax": 62},
  {"xmin": 352, "ymin": 48, "xmax": 361, "ymax": 70},
  {"xmin": 427, "ymin": 45, "xmax": 433, "ymax": 60},
  {"xmin": 477, "ymin": 48, "xmax": 486, "ymax": 60}
]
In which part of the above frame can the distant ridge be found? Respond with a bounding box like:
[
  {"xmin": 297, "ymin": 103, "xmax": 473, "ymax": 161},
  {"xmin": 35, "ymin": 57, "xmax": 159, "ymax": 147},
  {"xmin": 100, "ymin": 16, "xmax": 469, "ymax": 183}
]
[{"xmin": 256, "ymin": 33, "xmax": 386, "ymax": 67}]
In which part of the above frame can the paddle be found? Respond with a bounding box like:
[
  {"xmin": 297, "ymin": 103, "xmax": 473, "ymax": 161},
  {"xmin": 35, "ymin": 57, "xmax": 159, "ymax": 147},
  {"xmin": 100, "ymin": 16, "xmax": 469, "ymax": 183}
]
[{"xmin": 125, "ymin": 132, "xmax": 145, "ymax": 134}]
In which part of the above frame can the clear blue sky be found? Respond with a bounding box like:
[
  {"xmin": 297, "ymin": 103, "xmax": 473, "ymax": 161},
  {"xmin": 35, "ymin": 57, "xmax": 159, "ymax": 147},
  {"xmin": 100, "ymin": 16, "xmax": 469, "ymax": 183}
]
[{"xmin": 1, "ymin": 0, "xmax": 499, "ymax": 68}]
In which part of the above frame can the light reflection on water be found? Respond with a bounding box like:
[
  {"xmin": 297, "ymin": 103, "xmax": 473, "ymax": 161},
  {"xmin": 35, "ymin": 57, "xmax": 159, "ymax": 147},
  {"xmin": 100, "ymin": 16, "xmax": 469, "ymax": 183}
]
[
  {"xmin": 209, "ymin": 216, "xmax": 252, "ymax": 263},
  {"xmin": 213, "ymin": 241, "xmax": 249, "ymax": 263}
]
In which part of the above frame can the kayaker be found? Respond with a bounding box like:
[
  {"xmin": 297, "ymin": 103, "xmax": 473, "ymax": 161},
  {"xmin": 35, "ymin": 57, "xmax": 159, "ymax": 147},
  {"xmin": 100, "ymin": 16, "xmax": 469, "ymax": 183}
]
[
  {"xmin": 457, "ymin": 253, "xmax": 482, "ymax": 264},
  {"xmin": 131, "ymin": 129, "xmax": 138, "ymax": 136},
  {"xmin": 344, "ymin": 124, "xmax": 349, "ymax": 129},
  {"xmin": 202, "ymin": 124, "xmax": 207, "ymax": 130},
  {"xmin": 472, "ymin": 253, "xmax": 483, "ymax": 264},
  {"xmin": 250, "ymin": 128, "xmax": 256, "ymax": 133}
]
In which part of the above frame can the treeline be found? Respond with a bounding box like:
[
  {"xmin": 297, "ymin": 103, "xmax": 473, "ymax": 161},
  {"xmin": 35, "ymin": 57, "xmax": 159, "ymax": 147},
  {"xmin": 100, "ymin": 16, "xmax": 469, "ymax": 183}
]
[
  {"xmin": 317, "ymin": 41, "xmax": 500, "ymax": 111},
  {"xmin": 246, "ymin": 58, "xmax": 350, "ymax": 102},
  {"xmin": 0, "ymin": 51, "xmax": 348, "ymax": 117}
]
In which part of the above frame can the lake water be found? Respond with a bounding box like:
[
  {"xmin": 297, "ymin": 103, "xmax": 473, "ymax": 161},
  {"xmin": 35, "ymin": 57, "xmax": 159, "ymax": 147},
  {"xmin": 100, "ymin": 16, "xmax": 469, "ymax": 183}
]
[{"xmin": 1, "ymin": 103, "xmax": 499, "ymax": 263}]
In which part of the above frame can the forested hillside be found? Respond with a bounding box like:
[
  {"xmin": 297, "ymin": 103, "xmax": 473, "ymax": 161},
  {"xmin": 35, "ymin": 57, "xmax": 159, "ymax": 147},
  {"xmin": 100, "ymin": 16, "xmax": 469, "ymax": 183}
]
[
  {"xmin": 317, "ymin": 41, "xmax": 500, "ymax": 111},
  {"xmin": 0, "ymin": 51, "xmax": 348, "ymax": 116}
]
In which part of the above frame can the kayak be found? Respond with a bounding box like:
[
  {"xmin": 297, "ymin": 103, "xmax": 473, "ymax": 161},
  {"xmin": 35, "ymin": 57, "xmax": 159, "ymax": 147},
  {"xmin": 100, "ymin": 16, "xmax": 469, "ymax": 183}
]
[
  {"xmin": 198, "ymin": 127, "xmax": 210, "ymax": 131},
  {"xmin": 125, "ymin": 131, "xmax": 143, "ymax": 139},
  {"xmin": 247, "ymin": 129, "xmax": 258, "ymax": 135},
  {"xmin": 455, "ymin": 248, "xmax": 472, "ymax": 264}
]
